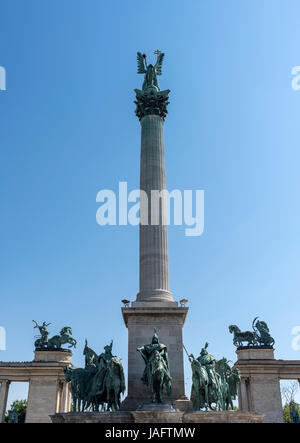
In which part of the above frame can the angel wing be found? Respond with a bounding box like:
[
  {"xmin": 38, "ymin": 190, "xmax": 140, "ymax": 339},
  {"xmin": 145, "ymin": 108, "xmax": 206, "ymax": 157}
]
[
  {"xmin": 137, "ymin": 52, "xmax": 146, "ymax": 74},
  {"xmin": 154, "ymin": 52, "xmax": 165, "ymax": 75}
]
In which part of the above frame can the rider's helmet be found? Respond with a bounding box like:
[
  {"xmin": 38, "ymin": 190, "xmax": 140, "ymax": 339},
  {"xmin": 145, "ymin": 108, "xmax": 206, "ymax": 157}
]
[
  {"xmin": 151, "ymin": 329, "xmax": 159, "ymax": 344},
  {"xmin": 104, "ymin": 340, "xmax": 113, "ymax": 354}
]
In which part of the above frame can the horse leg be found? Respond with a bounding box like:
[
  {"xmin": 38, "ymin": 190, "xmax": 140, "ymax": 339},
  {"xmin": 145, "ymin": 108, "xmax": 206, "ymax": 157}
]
[
  {"xmin": 114, "ymin": 385, "xmax": 120, "ymax": 410},
  {"xmin": 151, "ymin": 379, "xmax": 156, "ymax": 403},
  {"xmin": 204, "ymin": 385, "xmax": 209, "ymax": 411},
  {"xmin": 194, "ymin": 386, "xmax": 200, "ymax": 410},
  {"xmin": 157, "ymin": 378, "xmax": 163, "ymax": 404}
]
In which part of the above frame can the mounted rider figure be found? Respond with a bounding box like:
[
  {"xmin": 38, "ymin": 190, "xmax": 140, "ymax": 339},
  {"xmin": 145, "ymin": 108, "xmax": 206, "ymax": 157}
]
[{"xmin": 137, "ymin": 329, "xmax": 171, "ymax": 389}]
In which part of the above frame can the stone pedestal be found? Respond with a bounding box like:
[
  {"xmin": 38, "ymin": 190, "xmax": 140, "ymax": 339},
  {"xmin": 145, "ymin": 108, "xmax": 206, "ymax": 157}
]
[
  {"xmin": 183, "ymin": 411, "xmax": 264, "ymax": 423},
  {"xmin": 0, "ymin": 380, "xmax": 10, "ymax": 422},
  {"xmin": 25, "ymin": 349, "xmax": 72, "ymax": 423},
  {"xmin": 121, "ymin": 302, "xmax": 189, "ymax": 410},
  {"xmin": 51, "ymin": 411, "xmax": 134, "ymax": 424},
  {"xmin": 133, "ymin": 403, "xmax": 184, "ymax": 423},
  {"xmin": 234, "ymin": 347, "xmax": 283, "ymax": 423},
  {"xmin": 51, "ymin": 410, "xmax": 264, "ymax": 424}
]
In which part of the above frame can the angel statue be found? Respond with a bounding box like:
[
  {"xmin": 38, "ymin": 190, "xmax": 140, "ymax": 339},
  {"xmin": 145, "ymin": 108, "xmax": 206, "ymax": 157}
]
[{"xmin": 137, "ymin": 50, "xmax": 165, "ymax": 92}]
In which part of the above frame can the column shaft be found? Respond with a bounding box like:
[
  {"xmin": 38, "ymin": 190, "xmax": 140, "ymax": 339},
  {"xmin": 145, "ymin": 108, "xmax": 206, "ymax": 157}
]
[
  {"xmin": 60, "ymin": 382, "xmax": 70, "ymax": 412},
  {"xmin": 137, "ymin": 114, "xmax": 173, "ymax": 302},
  {"xmin": 0, "ymin": 380, "xmax": 10, "ymax": 423}
]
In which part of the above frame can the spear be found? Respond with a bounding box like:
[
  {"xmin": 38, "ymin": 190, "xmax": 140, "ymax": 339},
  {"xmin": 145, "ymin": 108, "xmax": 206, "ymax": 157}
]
[{"xmin": 183, "ymin": 343, "xmax": 193, "ymax": 361}]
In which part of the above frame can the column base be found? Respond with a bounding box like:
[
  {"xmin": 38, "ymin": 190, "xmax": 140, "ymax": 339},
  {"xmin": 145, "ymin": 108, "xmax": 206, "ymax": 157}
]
[
  {"xmin": 122, "ymin": 303, "xmax": 188, "ymax": 408},
  {"xmin": 136, "ymin": 289, "xmax": 174, "ymax": 303},
  {"xmin": 234, "ymin": 347, "xmax": 283, "ymax": 423}
]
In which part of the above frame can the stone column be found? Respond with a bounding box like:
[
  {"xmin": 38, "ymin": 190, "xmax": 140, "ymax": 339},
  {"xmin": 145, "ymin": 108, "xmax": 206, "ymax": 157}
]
[
  {"xmin": 235, "ymin": 348, "xmax": 283, "ymax": 423},
  {"xmin": 138, "ymin": 114, "xmax": 172, "ymax": 302},
  {"xmin": 60, "ymin": 382, "xmax": 71, "ymax": 412},
  {"xmin": 121, "ymin": 86, "xmax": 190, "ymax": 410},
  {"xmin": 0, "ymin": 380, "xmax": 10, "ymax": 423},
  {"xmin": 239, "ymin": 377, "xmax": 249, "ymax": 411},
  {"xmin": 26, "ymin": 349, "xmax": 72, "ymax": 423}
]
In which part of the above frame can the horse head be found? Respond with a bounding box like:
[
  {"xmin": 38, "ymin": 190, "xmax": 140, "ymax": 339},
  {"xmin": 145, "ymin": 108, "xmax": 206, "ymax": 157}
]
[
  {"xmin": 60, "ymin": 326, "xmax": 72, "ymax": 336},
  {"xmin": 229, "ymin": 325, "xmax": 239, "ymax": 334},
  {"xmin": 64, "ymin": 366, "xmax": 73, "ymax": 382}
]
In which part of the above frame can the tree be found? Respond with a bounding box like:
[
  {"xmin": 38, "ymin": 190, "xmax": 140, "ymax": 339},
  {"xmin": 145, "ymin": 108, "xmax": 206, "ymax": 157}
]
[
  {"xmin": 281, "ymin": 381, "xmax": 300, "ymax": 423},
  {"xmin": 283, "ymin": 402, "xmax": 300, "ymax": 423},
  {"xmin": 5, "ymin": 399, "xmax": 27, "ymax": 424},
  {"xmin": 281, "ymin": 381, "xmax": 299, "ymax": 405}
]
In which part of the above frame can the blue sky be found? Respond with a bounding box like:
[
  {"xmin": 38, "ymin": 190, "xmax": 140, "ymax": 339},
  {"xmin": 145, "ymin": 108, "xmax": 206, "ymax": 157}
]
[{"xmin": 1, "ymin": 0, "xmax": 300, "ymax": 406}]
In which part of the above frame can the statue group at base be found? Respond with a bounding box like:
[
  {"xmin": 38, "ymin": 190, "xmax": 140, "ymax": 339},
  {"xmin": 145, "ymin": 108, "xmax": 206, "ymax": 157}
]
[
  {"xmin": 32, "ymin": 320, "xmax": 77, "ymax": 349},
  {"xmin": 64, "ymin": 340, "xmax": 125, "ymax": 412},
  {"xmin": 187, "ymin": 343, "xmax": 240, "ymax": 411},
  {"xmin": 137, "ymin": 329, "xmax": 172, "ymax": 404}
]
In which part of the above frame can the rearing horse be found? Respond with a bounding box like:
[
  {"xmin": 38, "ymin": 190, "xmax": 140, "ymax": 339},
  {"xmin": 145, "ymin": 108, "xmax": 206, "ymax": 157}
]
[{"xmin": 47, "ymin": 326, "xmax": 77, "ymax": 349}]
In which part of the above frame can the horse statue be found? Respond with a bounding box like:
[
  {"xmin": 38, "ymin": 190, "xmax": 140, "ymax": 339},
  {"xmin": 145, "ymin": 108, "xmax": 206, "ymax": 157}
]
[
  {"xmin": 64, "ymin": 366, "xmax": 91, "ymax": 412},
  {"xmin": 47, "ymin": 326, "xmax": 77, "ymax": 349},
  {"xmin": 186, "ymin": 344, "xmax": 229, "ymax": 411},
  {"xmin": 66, "ymin": 339, "xmax": 126, "ymax": 412},
  {"xmin": 189, "ymin": 354, "xmax": 209, "ymax": 411},
  {"xmin": 215, "ymin": 357, "xmax": 241, "ymax": 410},
  {"xmin": 229, "ymin": 318, "xmax": 275, "ymax": 348},
  {"xmin": 228, "ymin": 324, "xmax": 258, "ymax": 347},
  {"xmin": 148, "ymin": 350, "xmax": 171, "ymax": 404},
  {"xmin": 227, "ymin": 368, "xmax": 241, "ymax": 409},
  {"xmin": 137, "ymin": 329, "xmax": 172, "ymax": 404},
  {"xmin": 206, "ymin": 370, "xmax": 224, "ymax": 411},
  {"xmin": 103, "ymin": 356, "xmax": 126, "ymax": 410}
]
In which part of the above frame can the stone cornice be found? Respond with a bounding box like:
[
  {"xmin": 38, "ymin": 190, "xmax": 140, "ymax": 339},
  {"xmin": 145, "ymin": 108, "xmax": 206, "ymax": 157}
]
[
  {"xmin": 234, "ymin": 358, "xmax": 300, "ymax": 379},
  {"xmin": 122, "ymin": 305, "xmax": 188, "ymax": 327}
]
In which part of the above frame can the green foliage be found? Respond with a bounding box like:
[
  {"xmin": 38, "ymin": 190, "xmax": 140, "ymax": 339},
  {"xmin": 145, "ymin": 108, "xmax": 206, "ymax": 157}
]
[
  {"xmin": 5, "ymin": 399, "xmax": 27, "ymax": 424},
  {"xmin": 283, "ymin": 402, "xmax": 300, "ymax": 423}
]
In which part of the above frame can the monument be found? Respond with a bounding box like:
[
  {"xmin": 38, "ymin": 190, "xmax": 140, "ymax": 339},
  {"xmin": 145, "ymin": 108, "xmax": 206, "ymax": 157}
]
[
  {"xmin": 230, "ymin": 318, "xmax": 285, "ymax": 423},
  {"xmin": 121, "ymin": 51, "xmax": 189, "ymax": 410},
  {"xmin": 2, "ymin": 51, "xmax": 300, "ymax": 424},
  {"xmin": 51, "ymin": 51, "xmax": 266, "ymax": 423}
]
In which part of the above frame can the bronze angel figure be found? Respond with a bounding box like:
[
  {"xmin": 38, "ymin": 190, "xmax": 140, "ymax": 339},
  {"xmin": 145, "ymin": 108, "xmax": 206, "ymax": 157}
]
[{"xmin": 136, "ymin": 51, "xmax": 165, "ymax": 92}]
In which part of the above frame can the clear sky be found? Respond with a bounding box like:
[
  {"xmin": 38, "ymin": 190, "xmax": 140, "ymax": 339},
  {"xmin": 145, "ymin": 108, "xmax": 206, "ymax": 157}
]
[{"xmin": 1, "ymin": 0, "xmax": 300, "ymax": 406}]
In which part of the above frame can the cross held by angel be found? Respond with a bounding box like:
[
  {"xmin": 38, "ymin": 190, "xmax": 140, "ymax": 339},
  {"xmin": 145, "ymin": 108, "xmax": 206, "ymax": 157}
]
[{"xmin": 137, "ymin": 50, "xmax": 165, "ymax": 92}]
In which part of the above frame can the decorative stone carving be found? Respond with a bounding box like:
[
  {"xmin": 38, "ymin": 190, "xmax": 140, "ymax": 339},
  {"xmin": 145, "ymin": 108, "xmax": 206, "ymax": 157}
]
[{"xmin": 134, "ymin": 88, "xmax": 170, "ymax": 121}]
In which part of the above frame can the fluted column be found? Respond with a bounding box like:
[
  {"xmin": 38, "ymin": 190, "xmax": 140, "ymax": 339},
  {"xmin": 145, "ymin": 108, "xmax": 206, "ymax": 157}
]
[
  {"xmin": 134, "ymin": 88, "xmax": 173, "ymax": 303},
  {"xmin": 0, "ymin": 380, "xmax": 10, "ymax": 423}
]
